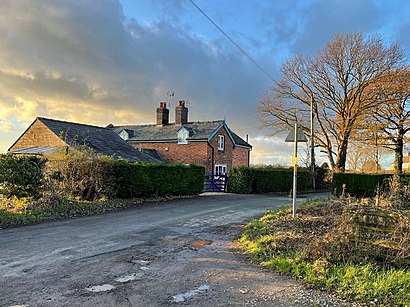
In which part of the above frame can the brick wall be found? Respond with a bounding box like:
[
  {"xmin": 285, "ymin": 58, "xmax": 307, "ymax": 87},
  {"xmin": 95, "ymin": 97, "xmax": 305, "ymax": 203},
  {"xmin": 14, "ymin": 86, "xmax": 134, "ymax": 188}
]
[
  {"xmin": 131, "ymin": 141, "xmax": 209, "ymax": 169},
  {"xmin": 129, "ymin": 126, "xmax": 250, "ymax": 173},
  {"xmin": 9, "ymin": 119, "xmax": 66, "ymax": 151},
  {"xmin": 233, "ymin": 147, "xmax": 250, "ymax": 167},
  {"xmin": 208, "ymin": 126, "xmax": 234, "ymax": 172}
]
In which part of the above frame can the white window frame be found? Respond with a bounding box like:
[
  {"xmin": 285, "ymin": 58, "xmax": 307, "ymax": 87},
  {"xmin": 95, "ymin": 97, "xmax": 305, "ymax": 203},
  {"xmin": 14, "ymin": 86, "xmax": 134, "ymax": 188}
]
[
  {"xmin": 218, "ymin": 135, "xmax": 225, "ymax": 151},
  {"xmin": 214, "ymin": 164, "xmax": 227, "ymax": 176},
  {"xmin": 119, "ymin": 129, "xmax": 129, "ymax": 141},
  {"xmin": 177, "ymin": 128, "xmax": 189, "ymax": 144}
]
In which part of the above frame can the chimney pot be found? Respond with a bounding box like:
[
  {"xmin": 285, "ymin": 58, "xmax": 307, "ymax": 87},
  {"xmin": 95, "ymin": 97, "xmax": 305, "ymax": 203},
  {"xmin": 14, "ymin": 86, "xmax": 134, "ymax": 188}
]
[
  {"xmin": 156, "ymin": 101, "xmax": 169, "ymax": 125},
  {"xmin": 175, "ymin": 100, "xmax": 188, "ymax": 124}
]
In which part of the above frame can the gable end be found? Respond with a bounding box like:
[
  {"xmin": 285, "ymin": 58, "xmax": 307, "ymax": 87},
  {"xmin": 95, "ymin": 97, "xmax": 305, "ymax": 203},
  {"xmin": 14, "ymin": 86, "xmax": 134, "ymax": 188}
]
[{"xmin": 8, "ymin": 118, "xmax": 67, "ymax": 152}]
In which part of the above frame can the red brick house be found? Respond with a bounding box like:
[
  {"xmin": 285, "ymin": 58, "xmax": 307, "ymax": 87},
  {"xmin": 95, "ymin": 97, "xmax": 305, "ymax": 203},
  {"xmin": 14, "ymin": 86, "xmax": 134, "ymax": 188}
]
[{"xmin": 110, "ymin": 101, "xmax": 252, "ymax": 174}]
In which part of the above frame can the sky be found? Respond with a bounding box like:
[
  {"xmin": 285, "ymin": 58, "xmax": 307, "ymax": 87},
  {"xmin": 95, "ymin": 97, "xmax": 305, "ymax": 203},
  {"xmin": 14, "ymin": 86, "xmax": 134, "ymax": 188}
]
[{"xmin": 1, "ymin": 0, "xmax": 410, "ymax": 167}]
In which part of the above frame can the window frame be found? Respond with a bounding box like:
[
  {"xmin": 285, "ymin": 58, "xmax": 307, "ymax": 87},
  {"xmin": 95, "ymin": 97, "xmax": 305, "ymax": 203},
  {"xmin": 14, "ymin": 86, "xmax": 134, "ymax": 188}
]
[
  {"xmin": 177, "ymin": 128, "xmax": 189, "ymax": 144},
  {"xmin": 119, "ymin": 129, "xmax": 129, "ymax": 141},
  {"xmin": 214, "ymin": 164, "xmax": 227, "ymax": 176},
  {"xmin": 217, "ymin": 135, "xmax": 225, "ymax": 151}
]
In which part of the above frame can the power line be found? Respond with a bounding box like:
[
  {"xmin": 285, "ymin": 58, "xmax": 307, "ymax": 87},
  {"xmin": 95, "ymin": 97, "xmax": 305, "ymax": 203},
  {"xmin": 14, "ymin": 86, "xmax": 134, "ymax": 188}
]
[{"xmin": 187, "ymin": 0, "xmax": 275, "ymax": 83}]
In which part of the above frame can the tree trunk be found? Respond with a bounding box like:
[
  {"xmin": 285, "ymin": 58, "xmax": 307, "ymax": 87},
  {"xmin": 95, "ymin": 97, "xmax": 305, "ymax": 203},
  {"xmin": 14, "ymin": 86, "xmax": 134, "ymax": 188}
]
[
  {"xmin": 325, "ymin": 146, "xmax": 336, "ymax": 170},
  {"xmin": 394, "ymin": 126, "xmax": 405, "ymax": 174},
  {"xmin": 335, "ymin": 133, "xmax": 350, "ymax": 172}
]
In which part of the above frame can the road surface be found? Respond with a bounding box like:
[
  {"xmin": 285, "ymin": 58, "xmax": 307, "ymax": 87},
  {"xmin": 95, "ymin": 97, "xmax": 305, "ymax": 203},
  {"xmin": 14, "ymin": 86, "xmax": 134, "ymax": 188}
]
[{"xmin": 0, "ymin": 193, "xmax": 355, "ymax": 306}]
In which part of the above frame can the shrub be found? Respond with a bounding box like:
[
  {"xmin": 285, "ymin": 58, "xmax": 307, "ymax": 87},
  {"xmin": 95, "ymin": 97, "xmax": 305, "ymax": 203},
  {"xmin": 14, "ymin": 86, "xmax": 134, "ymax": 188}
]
[
  {"xmin": 45, "ymin": 149, "xmax": 112, "ymax": 200},
  {"xmin": 227, "ymin": 166, "xmax": 255, "ymax": 194},
  {"xmin": 253, "ymin": 168, "xmax": 310, "ymax": 193},
  {"xmin": 227, "ymin": 166, "xmax": 310, "ymax": 194},
  {"xmin": 112, "ymin": 163, "xmax": 205, "ymax": 198},
  {"xmin": 331, "ymin": 173, "xmax": 410, "ymax": 197},
  {"xmin": 0, "ymin": 154, "xmax": 45, "ymax": 198},
  {"xmin": 46, "ymin": 150, "xmax": 205, "ymax": 200}
]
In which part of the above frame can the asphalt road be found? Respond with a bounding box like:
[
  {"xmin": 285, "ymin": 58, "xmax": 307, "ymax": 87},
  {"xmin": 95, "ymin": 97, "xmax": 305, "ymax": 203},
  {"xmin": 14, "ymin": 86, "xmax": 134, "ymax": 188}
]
[{"xmin": 0, "ymin": 192, "xmax": 355, "ymax": 307}]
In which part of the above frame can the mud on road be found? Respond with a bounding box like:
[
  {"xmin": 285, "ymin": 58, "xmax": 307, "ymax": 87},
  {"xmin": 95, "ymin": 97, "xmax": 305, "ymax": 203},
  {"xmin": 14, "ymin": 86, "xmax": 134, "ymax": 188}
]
[{"xmin": 3, "ymin": 221, "xmax": 355, "ymax": 306}]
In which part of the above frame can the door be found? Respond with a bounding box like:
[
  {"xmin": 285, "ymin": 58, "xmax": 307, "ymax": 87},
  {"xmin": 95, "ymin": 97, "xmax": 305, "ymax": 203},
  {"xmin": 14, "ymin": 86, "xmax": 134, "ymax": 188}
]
[{"xmin": 214, "ymin": 164, "xmax": 227, "ymax": 176}]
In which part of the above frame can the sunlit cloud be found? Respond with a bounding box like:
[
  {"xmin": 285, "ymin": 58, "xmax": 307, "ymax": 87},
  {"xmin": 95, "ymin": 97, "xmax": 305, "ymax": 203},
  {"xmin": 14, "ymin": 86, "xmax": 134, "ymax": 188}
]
[{"xmin": 0, "ymin": 0, "xmax": 408, "ymax": 169}]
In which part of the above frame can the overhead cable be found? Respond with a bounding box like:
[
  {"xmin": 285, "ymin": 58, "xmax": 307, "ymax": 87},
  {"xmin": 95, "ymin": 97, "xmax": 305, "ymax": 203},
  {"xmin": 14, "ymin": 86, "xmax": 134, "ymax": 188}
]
[{"xmin": 187, "ymin": 0, "xmax": 275, "ymax": 83}]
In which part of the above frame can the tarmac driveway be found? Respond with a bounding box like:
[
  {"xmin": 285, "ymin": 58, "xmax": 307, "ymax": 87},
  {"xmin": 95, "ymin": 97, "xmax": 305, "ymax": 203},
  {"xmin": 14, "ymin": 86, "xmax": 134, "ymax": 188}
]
[{"xmin": 0, "ymin": 193, "xmax": 355, "ymax": 306}]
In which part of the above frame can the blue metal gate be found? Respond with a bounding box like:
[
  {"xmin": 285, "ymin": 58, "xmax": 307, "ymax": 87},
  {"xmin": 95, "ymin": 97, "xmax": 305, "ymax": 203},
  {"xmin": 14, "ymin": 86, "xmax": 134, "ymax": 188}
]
[{"xmin": 204, "ymin": 174, "xmax": 228, "ymax": 192}]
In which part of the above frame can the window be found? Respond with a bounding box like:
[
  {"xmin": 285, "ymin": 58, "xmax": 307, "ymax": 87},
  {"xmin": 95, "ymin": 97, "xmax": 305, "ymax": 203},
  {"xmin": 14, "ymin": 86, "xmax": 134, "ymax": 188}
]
[
  {"xmin": 214, "ymin": 164, "xmax": 227, "ymax": 176},
  {"xmin": 118, "ymin": 129, "xmax": 129, "ymax": 141},
  {"xmin": 218, "ymin": 135, "xmax": 225, "ymax": 151},
  {"xmin": 177, "ymin": 128, "xmax": 189, "ymax": 144}
]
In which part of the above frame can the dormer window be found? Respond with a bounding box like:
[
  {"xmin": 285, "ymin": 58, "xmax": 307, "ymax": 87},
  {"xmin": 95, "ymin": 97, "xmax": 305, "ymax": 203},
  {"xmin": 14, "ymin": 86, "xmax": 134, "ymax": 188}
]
[
  {"xmin": 177, "ymin": 127, "xmax": 189, "ymax": 144},
  {"xmin": 119, "ymin": 129, "xmax": 129, "ymax": 141},
  {"xmin": 218, "ymin": 135, "xmax": 225, "ymax": 151}
]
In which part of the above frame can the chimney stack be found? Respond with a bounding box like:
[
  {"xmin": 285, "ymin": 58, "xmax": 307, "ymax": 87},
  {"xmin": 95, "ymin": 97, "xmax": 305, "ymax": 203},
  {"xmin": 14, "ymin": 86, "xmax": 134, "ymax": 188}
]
[
  {"xmin": 175, "ymin": 100, "xmax": 188, "ymax": 124},
  {"xmin": 156, "ymin": 102, "xmax": 169, "ymax": 125}
]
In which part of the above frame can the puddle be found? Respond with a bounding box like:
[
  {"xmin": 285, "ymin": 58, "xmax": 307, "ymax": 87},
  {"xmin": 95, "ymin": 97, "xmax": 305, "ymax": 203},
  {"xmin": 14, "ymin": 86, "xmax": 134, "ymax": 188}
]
[
  {"xmin": 173, "ymin": 284, "xmax": 210, "ymax": 302},
  {"xmin": 132, "ymin": 259, "xmax": 151, "ymax": 265},
  {"xmin": 85, "ymin": 284, "xmax": 116, "ymax": 292},
  {"xmin": 191, "ymin": 240, "xmax": 213, "ymax": 248},
  {"xmin": 9, "ymin": 305, "xmax": 28, "ymax": 307},
  {"xmin": 140, "ymin": 266, "xmax": 149, "ymax": 271},
  {"xmin": 115, "ymin": 273, "xmax": 144, "ymax": 283}
]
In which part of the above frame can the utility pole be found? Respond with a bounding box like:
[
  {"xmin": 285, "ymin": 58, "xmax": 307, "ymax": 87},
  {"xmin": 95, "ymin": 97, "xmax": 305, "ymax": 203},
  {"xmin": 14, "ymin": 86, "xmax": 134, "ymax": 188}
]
[{"xmin": 310, "ymin": 96, "xmax": 315, "ymax": 190}]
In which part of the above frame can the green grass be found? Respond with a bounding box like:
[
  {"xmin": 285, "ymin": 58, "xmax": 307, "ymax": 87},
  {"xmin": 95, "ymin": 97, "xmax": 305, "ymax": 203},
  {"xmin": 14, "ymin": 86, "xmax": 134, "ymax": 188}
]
[
  {"xmin": 0, "ymin": 196, "xmax": 179, "ymax": 228},
  {"xmin": 240, "ymin": 203, "xmax": 410, "ymax": 306}
]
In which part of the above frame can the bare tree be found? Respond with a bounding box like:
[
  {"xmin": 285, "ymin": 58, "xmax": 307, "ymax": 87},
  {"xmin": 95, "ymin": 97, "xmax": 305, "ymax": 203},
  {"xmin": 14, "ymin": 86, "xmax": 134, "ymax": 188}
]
[
  {"xmin": 257, "ymin": 32, "xmax": 405, "ymax": 171},
  {"xmin": 346, "ymin": 138, "xmax": 389, "ymax": 172},
  {"xmin": 368, "ymin": 70, "xmax": 410, "ymax": 173}
]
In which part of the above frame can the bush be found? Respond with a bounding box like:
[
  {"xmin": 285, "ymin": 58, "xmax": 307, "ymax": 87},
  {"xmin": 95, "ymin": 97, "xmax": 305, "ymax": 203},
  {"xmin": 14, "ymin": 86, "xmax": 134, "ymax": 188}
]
[
  {"xmin": 111, "ymin": 162, "xmax": 205, "ymax": 198},
  {"xmin": 227, "ymin": 166, "xmax": 310, "ymax": 194},
  {"xmin": 46, "ymin": 150, "xmax": 205, "ymax": 200},
  {"xmin": 0, "ymin": 154, "xmax": 45, "ymax": 198},
  {"xmin": 253, "ymin": 168, "xmax": 310, "ymax": 193},
  {"xmin": 45, "ymin": 150, "xmax": 113, "ymax": 200},
  {"xmin": 331, "ymin": 173, "xmax": 410, "ymax": 197},
  {"xmin": 226, "ymin": 166, "xmax": 255, "ymax": 194}
]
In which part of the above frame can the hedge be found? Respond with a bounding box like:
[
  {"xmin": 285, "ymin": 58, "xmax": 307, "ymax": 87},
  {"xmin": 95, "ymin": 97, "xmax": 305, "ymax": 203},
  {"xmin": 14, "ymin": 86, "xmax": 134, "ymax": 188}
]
[
  {"xmin": 0, "ymin": 154, "xmax": 205, "ymax": 200},
  {"xmin": 110, "ymin": 161, "xmax": 205, "ymax": 198},
  {"xmin": 227, "ymin": 166, "xmax": 311, "ymax": 194},
  {"xmin": 331, "ymin": 173, "xmax": 410, "ymax": 197},
  {"xmin": 0, "ymin": 154, "xmax": 45, "ymax": 198}
]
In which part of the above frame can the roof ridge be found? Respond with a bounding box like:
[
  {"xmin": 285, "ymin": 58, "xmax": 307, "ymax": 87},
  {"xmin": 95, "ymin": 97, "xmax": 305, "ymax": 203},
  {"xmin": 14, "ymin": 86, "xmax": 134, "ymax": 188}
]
[
  {"xmin": 113, "ymin": 119, "xmax": 224, "ymax": 128},
  {"xmin": 38, "ymin": 117, "xmax": 105, "ymax": 130}
]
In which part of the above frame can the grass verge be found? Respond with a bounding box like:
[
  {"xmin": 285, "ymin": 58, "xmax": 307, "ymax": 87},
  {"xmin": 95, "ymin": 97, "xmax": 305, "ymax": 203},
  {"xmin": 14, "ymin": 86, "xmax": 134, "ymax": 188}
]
[
  {"xmin": 0, "ymin": 195, "xmax": 193, "ymax": 229},
  {"xmin": 239, "ymin": 200, "xmax": 410, "ymax": 306}
]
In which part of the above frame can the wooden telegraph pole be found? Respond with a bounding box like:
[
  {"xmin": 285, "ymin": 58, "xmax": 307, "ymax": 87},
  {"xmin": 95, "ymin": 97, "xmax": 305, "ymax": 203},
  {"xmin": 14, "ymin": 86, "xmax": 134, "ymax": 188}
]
[{"xmin": 310, "ymin": 97, "xmax": 315, "ymax": 191}]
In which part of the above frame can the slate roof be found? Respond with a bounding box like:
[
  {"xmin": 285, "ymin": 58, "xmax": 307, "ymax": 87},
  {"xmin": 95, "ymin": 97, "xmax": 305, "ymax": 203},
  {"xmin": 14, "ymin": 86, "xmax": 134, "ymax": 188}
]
[
  {"xmin": 8, "ymin": 146, "xmax": 60, "ymax": 155},
  {"xmin": 230, "ymin": 130, "xmax": 251, "ymax": 147},
  {"xmin": 111, "ymin": 120, "xmax": 252, "ymax": 148},
  {"xmin": 35, "ymin": 117, "xmax": 162, "ymax": 163}
]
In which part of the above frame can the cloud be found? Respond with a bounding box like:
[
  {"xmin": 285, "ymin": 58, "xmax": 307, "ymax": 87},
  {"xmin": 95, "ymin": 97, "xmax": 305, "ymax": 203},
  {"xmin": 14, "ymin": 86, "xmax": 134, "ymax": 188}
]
[
  {"xmin": 0, "ymin": 0, "xmax": 405, "ymax": 169},
  {"xmin": 0, "ymin": 0, "xmax": 273, "ymax": 153}
]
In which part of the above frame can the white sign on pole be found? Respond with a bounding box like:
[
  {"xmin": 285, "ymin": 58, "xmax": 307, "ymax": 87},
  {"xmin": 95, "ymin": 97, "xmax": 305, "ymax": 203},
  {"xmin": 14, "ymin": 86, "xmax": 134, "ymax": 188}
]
[{"xmin": 284, "ymin": 124, "xmax": 307, "ymax": 218}]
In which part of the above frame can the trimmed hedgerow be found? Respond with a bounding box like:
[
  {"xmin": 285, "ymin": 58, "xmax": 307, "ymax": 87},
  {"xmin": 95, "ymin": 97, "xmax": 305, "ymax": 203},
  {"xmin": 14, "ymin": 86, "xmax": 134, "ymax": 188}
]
[
  {"xmin": 111, "ymin": 162, "xmax": 205, "ymax": 198},
  {"xmin": 331, "ymin": 173, "xmax": 410, "ymax": 197},
  {"xmin": 253, "ymin": 168, "xmax": 310, "ymax": 193},
  {"xmin": 226, "ymin": 166, "xmax": 255, "ymax": 194},
  {"xmin": 227, "ymin": 166, "xmax": 311, "ymax": 194},
  {"xmin": 1, "ymin": 153, "xmax": 205, "ymax": 201}
]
